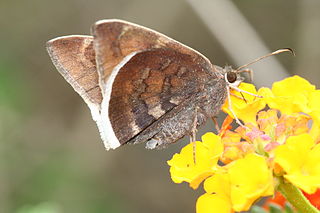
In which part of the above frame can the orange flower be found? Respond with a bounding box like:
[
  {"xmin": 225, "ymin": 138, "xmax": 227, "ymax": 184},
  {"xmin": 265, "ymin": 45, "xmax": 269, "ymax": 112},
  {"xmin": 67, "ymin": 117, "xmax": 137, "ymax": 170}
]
[
  {"xmin": 303, "ymin": 189, "xmax": 320, "ymax": 210},
  {"xmin": 263, "ymin": 192, "xmax": 288, "ymax": 210}
]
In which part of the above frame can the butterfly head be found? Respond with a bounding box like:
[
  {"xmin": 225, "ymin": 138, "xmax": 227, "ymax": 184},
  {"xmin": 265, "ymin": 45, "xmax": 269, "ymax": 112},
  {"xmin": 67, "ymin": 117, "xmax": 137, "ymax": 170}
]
[
  {"xmin": 221, "ymin": 48, "xmax": 294, "ymax": 88},
  {"xmin": 223, "ymin": 65, "xmax": 244, "ymax": 87}
]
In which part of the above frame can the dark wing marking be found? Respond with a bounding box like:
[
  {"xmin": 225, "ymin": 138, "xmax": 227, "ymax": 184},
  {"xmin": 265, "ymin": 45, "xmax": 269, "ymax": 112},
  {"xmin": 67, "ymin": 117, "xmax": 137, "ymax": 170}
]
[{"xmin": 108, "ymin": 48, "xmax": 216, "ymax": 144}]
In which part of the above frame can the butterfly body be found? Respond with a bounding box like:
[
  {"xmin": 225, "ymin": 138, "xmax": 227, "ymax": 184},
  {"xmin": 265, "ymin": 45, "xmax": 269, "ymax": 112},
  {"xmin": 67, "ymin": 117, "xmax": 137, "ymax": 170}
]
[{"xmin": 47, "ymin": 19, "xmax": 231, "ymax": 150}]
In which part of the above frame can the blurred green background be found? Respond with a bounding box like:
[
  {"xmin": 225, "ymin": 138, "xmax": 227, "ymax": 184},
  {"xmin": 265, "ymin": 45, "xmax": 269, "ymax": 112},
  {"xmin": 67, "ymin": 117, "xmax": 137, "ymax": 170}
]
[{"xmin": 0, "ymin": 0, "xmax": 319, "ymax": 212}]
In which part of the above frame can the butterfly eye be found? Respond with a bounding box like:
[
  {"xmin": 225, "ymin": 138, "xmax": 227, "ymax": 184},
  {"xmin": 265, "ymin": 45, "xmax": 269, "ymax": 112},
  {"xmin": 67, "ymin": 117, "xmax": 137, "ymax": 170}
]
[{"xmin": 226, "ymin": 71, "xmax": 237, "ymax": 83}]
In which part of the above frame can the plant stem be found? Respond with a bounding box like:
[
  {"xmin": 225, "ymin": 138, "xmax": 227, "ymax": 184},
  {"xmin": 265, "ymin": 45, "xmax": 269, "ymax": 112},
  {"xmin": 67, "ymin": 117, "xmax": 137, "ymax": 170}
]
[{"xmin": 277, "ymin": 176, "xmax": 319, "ymax": 213}]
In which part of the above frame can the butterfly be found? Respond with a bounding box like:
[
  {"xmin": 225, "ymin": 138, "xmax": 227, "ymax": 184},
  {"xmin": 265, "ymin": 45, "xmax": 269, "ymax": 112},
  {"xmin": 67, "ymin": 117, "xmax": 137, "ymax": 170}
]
[{"xmin": 47, "ymin": 19, "xmax": 289, "ymax": 150}]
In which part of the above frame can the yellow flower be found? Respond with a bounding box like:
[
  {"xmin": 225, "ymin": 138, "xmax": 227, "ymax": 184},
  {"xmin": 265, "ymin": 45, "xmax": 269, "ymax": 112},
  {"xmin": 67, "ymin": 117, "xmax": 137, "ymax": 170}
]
[
  {"xmin": 308, "ymin": 90, "xmax": 320, "ymax": 115},
  {"xmin": 222, "ymin": 76, "xmax": 316, "ymax": 126},
  {"xmin": 196, "ymin": 193, "xmax": 232, "ymax": 213},
  {"xmin": 196, "ymin": 154, "xmax": 273, "ymax": 213},
  {"xmin": 167, "ymin": 132, "xmax": 223, "ymax": 189},
  {"xmin": 310, "ymin": 118, "xmax": 320, "ymax": 143},
  {"xmin": 274, "ymin": 134, "xmax": 320, "ymax": 194},
  {"xmin": 169, "ymin": 75, "xmax": 320, "ymax": 212},
  {"xmin": 276, "ymin": 113, "xmax": 310, "ymax": 144},
  {"xmin": 220, "ymin": 130, "xmax": 255, "ymax": 164},
  {"xmin": 308, "ymin": 90, "xmax": 320, "ymax": 142},
  {"xmin": 256, "ymin": 109, "xmax": 310, "ymax": 146},
  {"xmin": 222, "ymin": 146, "xmax": 242, "ymax": 164},
  {"xmin": 228, "ymin": 153, "xmax": 274, "ymax": 211},
  {"xmin": 222, "ymin": 82, "xmax": 266, "ymax": 125},
  {"xmin": 197, "ymin": 170, "xmax": 232, "ymax": 213},
  {"xmin": 263, "ymin": 77, "xmax": 320, "ymax": 141},
  {"xmin": 222, "ymin": 109, "xmax": 310, "ymax": 155},
  {"xmin": 267, "ymin": 75, "xmax": 316, "ymax": 114},
  {"xmin": 272, "ymin": 75, "xmax": 315, "ymax": 100},
  {"xmin": 256, "ymin": 109, "xmax": 279, "ymax": 137}
]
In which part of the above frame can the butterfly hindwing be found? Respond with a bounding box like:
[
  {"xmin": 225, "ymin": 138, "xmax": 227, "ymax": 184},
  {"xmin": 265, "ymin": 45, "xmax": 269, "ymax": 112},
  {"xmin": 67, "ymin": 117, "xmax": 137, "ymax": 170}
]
[{"xmin": 101, "ymin": 48, "xmax": 218, "ymax": 146}]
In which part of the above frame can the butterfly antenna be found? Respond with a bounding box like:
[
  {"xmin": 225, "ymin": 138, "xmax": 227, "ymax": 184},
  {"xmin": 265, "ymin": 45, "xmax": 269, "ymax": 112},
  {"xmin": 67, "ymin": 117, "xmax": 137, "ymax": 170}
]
[{"xmin": 236, "ymin": 48, "xmax": 295, "ymax": 72}]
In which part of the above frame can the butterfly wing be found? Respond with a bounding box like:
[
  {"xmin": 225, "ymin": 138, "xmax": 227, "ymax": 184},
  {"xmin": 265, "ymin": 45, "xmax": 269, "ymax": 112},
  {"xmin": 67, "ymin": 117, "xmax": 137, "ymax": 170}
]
[
  {"xmin": 47, "ymin": 20, "xmax": 224, "ymax": 150},
  {"xmin": 99, "ymin": 47, "xmax": 222, "ymax": 148},
  {"xmin": 46, "ymin": 36, "xmax": 102, "ymax": 114}
]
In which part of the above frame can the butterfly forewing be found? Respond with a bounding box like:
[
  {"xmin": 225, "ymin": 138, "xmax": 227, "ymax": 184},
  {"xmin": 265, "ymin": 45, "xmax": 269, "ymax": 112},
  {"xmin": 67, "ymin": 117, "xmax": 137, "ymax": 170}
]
[
  {"xmin": 46, "ymin": 36, "xmax": 102, "ymax": 109},
  {"xmin": 92, "ymin": 19, "xmax": 214, "ymax": 95}
]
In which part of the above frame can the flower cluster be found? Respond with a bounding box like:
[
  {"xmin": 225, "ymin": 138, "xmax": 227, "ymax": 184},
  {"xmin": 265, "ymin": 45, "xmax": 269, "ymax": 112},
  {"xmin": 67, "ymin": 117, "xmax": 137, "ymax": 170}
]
[{"xmin": 167, "ymin": 76, "xmax": 320, "ymax": 213}]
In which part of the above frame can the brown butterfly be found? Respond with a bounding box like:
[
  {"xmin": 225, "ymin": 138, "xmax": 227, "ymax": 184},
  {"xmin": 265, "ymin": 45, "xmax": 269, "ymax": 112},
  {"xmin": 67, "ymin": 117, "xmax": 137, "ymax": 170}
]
[{"xmin": 47, "ymin": 19, "xmax": 290, "ymax": 150}]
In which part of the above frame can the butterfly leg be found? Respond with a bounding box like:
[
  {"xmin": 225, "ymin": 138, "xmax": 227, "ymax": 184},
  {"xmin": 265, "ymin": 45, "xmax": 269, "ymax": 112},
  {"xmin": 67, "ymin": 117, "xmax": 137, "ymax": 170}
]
[
  {"xmin": 190, "ymin": 107, "xmax": 200, "ymax": 164},
  {"xmin": 190, "ymin": 107, "xmax": 199, "ymax": 142},
  {"xmin": 212, "ymin": 116, "xmax": 220, "ymax": 133},
  {"xmin": 229, "ymin": 85, "xmax": 263, "ymax": 98},
  {"xmin": 226, "ymin": 85, "xmax": 245, "ymax": 127}
]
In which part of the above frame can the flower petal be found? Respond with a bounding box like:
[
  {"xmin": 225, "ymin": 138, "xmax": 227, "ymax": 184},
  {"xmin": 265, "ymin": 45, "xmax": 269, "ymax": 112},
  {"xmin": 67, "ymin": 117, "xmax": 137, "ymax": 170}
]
[
  {"xmin": 222, "ymin": 83, "xmax": 266, "ymax": 125},
  {"xmin": 272, "ymin": 75, "xmax": 315, "ymax": 97},
  {"xmin": 228, "ymin": 153, "xmax": 274, "ymax": 211},
  {"xmin": 268, "ymin": 76, "xmax": 315, "ymax": 114},
  {"xmin": 274, "ymin": 134, "xmax": 320, "ymax": 194},
  {"xmin": 204, "ymin": 169, "xmax": 230, "ymax": 196},
  {"xmin": 167, "ymin": 133, "xmax": 223, "ymax": 189},
  {"xmin": 196, "ymin": 193, "xmax": 232, "ymax": 213}
]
